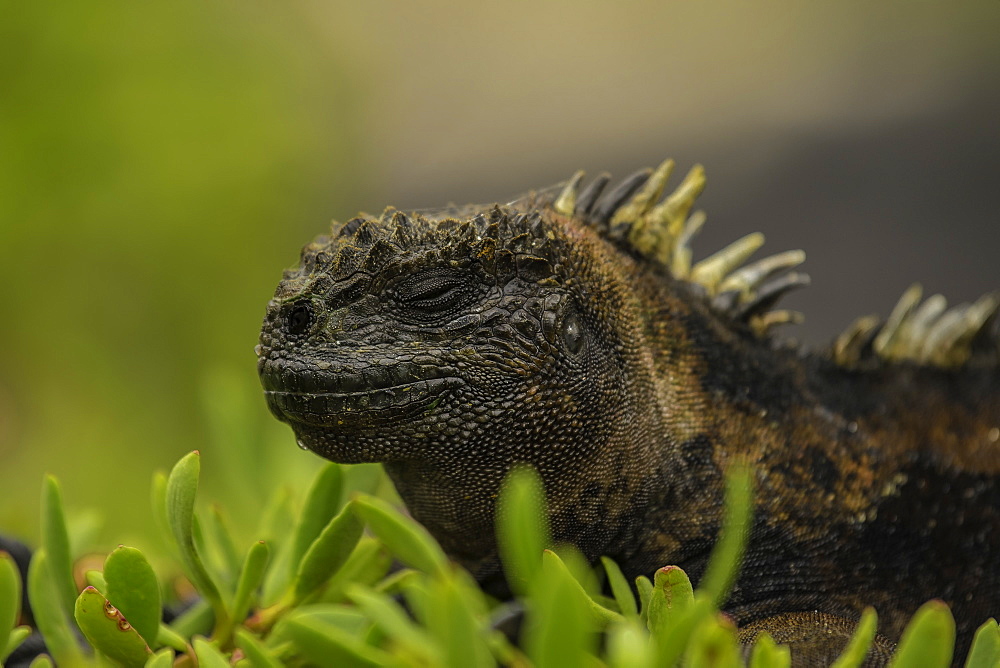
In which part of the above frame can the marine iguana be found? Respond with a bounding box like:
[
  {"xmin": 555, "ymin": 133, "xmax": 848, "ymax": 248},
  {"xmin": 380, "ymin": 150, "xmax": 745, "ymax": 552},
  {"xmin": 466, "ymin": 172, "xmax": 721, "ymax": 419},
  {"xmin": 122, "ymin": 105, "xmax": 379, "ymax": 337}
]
[{"xmin": 257, "ymin": 159, "xmax": 1000, "ymax": 662}]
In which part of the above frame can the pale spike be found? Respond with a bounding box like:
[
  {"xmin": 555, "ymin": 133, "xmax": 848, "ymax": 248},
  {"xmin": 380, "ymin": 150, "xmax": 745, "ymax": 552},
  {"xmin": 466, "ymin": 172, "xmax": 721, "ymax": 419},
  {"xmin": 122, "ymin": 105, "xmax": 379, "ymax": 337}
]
[
  {"xmin": 612, "ymin": 158, "xmax": 675, "ymax": 228},
  {"xmin": 750, "ymin": 310, "xmax": 805, "ymax": 337},
  {"xmin": 553, "ymin": 170, "xmax": 585, "ymax": 216},
  {"xmin": 668, "ymin": 210, "xmax": 706, "ymax": 278},
  {"xmin": 924, "ymin": 294, "xmax": 999, "ymax": 366},
  {"xmin": 833, "ymin": 315, "xmax": 881, "ymax": 366},
  {"xmin": 689, "ymin": 232, "xmax": 766, "ymax": 295},
  {"xmin": 644, "ymin": 165, "xmax": 707, "ymax": 254},
  {"xmin": 718, "ymin": 249, "xmax": 807, "ymax": 297},
  {"xmin": 921, "ymin": 307, "xmax": 970, "ymax": 366},
  {"xmin": 897, "ymin": 294, "xmax": 947, "ymax": 359},
  {"xmin": 873, "ymin": 283, "xmax": 923, "ymax": 359}
]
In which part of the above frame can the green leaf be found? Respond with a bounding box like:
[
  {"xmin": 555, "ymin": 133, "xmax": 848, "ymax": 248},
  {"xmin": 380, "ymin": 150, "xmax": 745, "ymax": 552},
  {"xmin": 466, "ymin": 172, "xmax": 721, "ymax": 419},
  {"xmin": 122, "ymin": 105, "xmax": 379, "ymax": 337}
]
[
  {"xmin": 647, "ymin": 565, "xmax": 694, "ymax": 637},
  {"xmin": 230, "ymin": 541, "xmax": 270, "ymax": 629},
  {"xmin": 636, "ymin": 575, "xmax": 653, "ymax": 625},
  {"xmin": 888, "ymin": 600, "xmax": 955, "ymax": 668},
  {"xmin": 281, "ymin": 614, "xmax": 389, "ymax": 667},
  {"xmin": 74, "ymin": 586, "xmax": 152, "ymax": 667},
  {"xmin": 164, "ymin": 451, "xmax": 227, "ymax": 626},
  {"xmin": 496, "ymin": 465, "xmax": 549, "ymax": 597},
  {"xmin": 143, "ymin": 647, "xmax": 174, "ymax": 668},
  {"xmin": 318, "ymin": 537, "xmax": 392, "ymax": 603},
  {"xmin": 0, "ymin": 551, "xmax": 22, "ymax": 660},
  {"xmin": 293, "ymin": 505, "xmax": 363, "ymax": 604},
  {"xmin": 749, "ymin": 631, "xmax": 790, "ymax": 668},
  {"xmin": 28, "ymin": 655, "xmax": 53, "ymax": 668},
  {"xmin": 193, "ymin": 637, "xmax": 230, "ymax": 668},
  {"xmin": 27, "ymin": 549, "xmax": 85, "ymax": 667},
  {"xmin": 607, "ymin": 618, "xmax": 655, "ymax": 668},
  {"xmin": 698, "ymin": 464, "xmax": 753, "ymax": 607},
  {"xmin": 350, "ymin": 495, "xmax": 448, "ymax": 576},
  {"xmin": 258, "ymin": 486, "xmax": 295, "ymax": 606},
  {"xmin": 651, "ymin": 594, "xmax": 714, "ymax": 667},
  {"xmin": 290, "ymin": 463, "xmax": 343, "ymax": 574},
  {"xmin": 425, "ymin": 572, "xmax": 494, "ymax": 668},
  {"xmin": 540, "ymin": 550, "xmax": 622, "ymax": 625},
  {"xmin": 831, "ymin": 607, "xmax": 878, "ymax": 668},
  {"xmin": 685, "ymin": 613, "xmax": 741, "ymax": 668},
  {"xmin": 235, "ymin": 628, "xmax": 283, "ymax": 668},
  {"xmin": 41, "ymin": 476, "xmax": 78, "ymax": 619},
  {"xmin": 104, "ymin": 545, "xmax": 162, "ymax": 646},
  {"xmin": 346, "ymin": 585, "xmax": 438, "ymax": 663},
  {"xmin": 3, "ymin": 626, "xmax": 32, "ymax": 663},
  {"xmin": 155, "ymin": 623, "xmax": 187, "ymax": 652},
  {"xmin": 524, "ymin": 548, "xmax": 596, "ymax": 668},
  {"xmin": 601, "ymin": 556, "xmax": 638, "ymax": 619},
  {"xmin": 965, "ymin": 618, "xmax": 1000, "ymax": 668}
]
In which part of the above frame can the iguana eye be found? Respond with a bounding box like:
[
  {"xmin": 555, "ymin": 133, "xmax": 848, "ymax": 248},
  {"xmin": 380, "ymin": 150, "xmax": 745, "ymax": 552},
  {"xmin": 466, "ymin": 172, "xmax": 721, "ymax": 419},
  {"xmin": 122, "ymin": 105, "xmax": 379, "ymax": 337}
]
[
  {"xmin": 562, "ymin": 313, "xmax": 586, "ymax": 354},
  {"xmin": 394, "ymin": 272, "xmax": 469, "ymax": 313},
  {"xmin": 286, "ymin": 303, "xmax": 313, "ymax": 335}
]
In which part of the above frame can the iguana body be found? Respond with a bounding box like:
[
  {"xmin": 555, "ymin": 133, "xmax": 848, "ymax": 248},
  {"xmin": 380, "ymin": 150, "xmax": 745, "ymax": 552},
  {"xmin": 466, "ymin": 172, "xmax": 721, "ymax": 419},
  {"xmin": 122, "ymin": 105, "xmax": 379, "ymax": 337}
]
[{"xmin": 257, "ymin": 160, "xmax": 1000, "ymax": 663}]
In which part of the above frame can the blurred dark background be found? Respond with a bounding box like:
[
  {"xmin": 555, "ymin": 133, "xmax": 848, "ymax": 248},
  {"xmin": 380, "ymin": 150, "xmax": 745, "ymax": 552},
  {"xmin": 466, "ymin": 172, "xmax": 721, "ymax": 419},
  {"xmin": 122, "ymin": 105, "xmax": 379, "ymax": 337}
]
[{"xmin": 1, "ymin": 2, "xmax": 998, "ymax": 545}]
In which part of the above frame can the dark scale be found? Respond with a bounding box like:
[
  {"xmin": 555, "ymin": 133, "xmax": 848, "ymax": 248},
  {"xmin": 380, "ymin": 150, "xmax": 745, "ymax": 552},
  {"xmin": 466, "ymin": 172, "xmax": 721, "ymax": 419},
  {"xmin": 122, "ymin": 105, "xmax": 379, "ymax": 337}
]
[{"xmin": 258, "ymin": 158, "xmax": 1000, "ymax": 666}]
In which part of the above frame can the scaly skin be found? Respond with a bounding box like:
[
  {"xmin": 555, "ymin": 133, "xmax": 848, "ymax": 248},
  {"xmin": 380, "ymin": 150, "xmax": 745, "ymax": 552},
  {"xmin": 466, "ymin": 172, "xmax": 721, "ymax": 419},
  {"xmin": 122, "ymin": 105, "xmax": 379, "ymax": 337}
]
[{"xmin": 257, "ymin": 161, "xmax": 999, "ymax": 664}]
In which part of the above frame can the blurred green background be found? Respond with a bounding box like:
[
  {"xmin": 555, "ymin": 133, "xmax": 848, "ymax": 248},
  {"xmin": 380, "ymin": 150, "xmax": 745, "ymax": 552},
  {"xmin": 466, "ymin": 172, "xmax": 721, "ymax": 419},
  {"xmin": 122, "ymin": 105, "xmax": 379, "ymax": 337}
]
[{"xmin": 2, "ymin": 2, "xmax": 999, "ymax": 546}]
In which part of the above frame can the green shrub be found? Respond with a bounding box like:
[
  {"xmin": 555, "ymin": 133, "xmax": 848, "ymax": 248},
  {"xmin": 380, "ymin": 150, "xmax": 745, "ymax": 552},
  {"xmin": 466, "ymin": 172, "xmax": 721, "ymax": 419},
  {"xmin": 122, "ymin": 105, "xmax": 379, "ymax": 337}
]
[{"xmin": 2, "ymin": 408, "xmax": 998, "ymax": 666}]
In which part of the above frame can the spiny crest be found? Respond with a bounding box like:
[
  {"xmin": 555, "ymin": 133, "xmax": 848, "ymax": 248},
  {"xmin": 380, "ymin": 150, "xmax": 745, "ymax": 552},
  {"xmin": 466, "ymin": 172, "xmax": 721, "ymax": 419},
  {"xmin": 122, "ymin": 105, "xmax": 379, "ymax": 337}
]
[
  {"xmin": 552, "ymin": 159, "xmax": 809, "ymax": 336},
  {"xmin": 834, "ymin": 284, "xmax": 1000, "ymax": 368}
]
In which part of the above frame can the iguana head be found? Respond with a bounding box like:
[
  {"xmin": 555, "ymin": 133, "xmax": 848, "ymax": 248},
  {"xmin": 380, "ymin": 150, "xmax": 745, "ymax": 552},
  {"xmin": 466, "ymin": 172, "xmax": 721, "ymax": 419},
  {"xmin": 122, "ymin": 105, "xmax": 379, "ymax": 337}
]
[{"xmin": 257, "ymin": 198, "xmax": 644, "ymax": 471}]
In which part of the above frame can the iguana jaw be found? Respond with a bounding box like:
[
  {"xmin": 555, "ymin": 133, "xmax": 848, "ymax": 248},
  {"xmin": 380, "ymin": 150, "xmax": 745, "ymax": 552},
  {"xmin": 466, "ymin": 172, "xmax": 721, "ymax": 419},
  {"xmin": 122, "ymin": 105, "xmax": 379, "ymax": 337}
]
[{"xmin": 259, "ymin": 355, "xmax": 465, "ymax": 445}]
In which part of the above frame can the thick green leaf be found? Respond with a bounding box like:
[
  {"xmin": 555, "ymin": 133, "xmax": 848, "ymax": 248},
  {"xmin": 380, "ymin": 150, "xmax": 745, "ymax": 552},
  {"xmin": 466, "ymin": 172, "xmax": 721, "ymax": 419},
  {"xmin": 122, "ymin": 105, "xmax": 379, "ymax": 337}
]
[
  {"xmin": 104, "ymin": 545, "xmax": 162, "ymax": 646},
  {"xmin": 346, "ymin": 585, "xmax": 438, "ymax": 663},
  {"xmin": 235, "ymin": 628, "xmax": 283, "ymax": 668},
  {"xmin": 143, "ymin": 647, "xmax": 174, "ymax": 668},
  {"xmin": 155, "ymin": 623, "xmax": 187, "ymax": 652},
  {"xmin": 541, "ymin": 550, "xmax": 621, "ymax": 625},
  {"xmin": 350, "ymin": 495, "xmax": 447, "ymax": 576},
  {"xmin": 41, "ymin": 476, "xmax": 78, "ymax": 619},
  {"xmin": 698, "ymin": 464, "xmax": 753, "ymax": 607},
  {"xmin": 750, "ymin": 631, "xmax": 791, "ymax": 668},
  {"xmin": 3, "ymin": 626, "xmax": 31, "ymax": 663},
  {"xmin": 601, "ymin": 556, "xmax": 638, "ymax": 619},
  {"xmin": 831, "ymin": 607, "xmax": 878, "ymax": 668},
  {"xmin": 425, "ymin": 572, "xmax": 494, "ymax": 668},
  {"xmin": 85, "ymin": 569, "xmax": 107, "ymax": 591},
  {"xmin": 652, "ymin": 594, "xmax": 714, "ymax": 667},
  {"xmin": 293, "ymin": 506, "xmax": 363, "ymax": 603},
  {"xmin": 965, "ymin": 618, "xmax": 1000, "ymax": 668},
  {"xmin": 607, "ymin": 618, "xmax": 655, "ymax": 668},
  {"xmin": 636, "ymin": 575, "xmax": 653, "ymax": 625},
  {"xmin": 27, "ymin": 549, "xmax": 85, "ymax": 667},
  {"xmin": 685, "ymin": 613, "xmax": 741, "ymax": 668},
  {"xmin": 164, "ymin": 451, "xmax": 226, "ymax": 624},
  {"xmin": 319, "ymin": 538, "xmax": 392, "ymax": 603},
  {"xmin": 0, "ymin": 551, "xmax": 21, "ymax": 660},
  {"xmin": 230, "ymin": 541, "xmax": 270, "ymax": 628},
  {"xmin": 282, "ymin": 614, "xmax": 388, "ymax": 667},
  {"xmin": 496, "ymin": 465, "xmax": 549, "ymax": 596},
  {"xmin": 27, "ymin": 654, "xmax": 53, "ymax": 667},
  {"xmin": 524, "ymin": 548, "xmax": 596, "ymax": 668},
  {"xmin": 647, "ymin": 565, "xmax": 694, "ymax": 637},
  {"xmin": 193, "ymin": 637, "xmax": 230, "ymax": 668},
  {"xmin": 74, "ymin": 586, "xmax": 151, "ymax": 668},
  {"xmin": 889, "ymin": 600, "xmax": 955, "ymax": 668},
  {"xmin": 290, "ymin": 463, "xmax": 343, "ymax": 574}
]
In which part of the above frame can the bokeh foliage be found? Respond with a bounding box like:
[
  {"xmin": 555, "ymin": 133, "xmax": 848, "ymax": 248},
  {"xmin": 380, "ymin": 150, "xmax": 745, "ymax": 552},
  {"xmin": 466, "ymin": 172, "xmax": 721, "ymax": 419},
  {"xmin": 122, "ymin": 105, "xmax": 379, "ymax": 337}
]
[{"xmin": 0, "ymin": 1, "xmax": 366, "ymax": 540}]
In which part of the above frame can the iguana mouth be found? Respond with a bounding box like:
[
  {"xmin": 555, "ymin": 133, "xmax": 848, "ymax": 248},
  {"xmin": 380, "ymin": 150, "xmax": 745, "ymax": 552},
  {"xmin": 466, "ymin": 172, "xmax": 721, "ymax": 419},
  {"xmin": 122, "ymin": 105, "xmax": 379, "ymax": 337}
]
[{"xmin": 259, "ymin": 360, "xmax": 463, "ymax": 428}]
